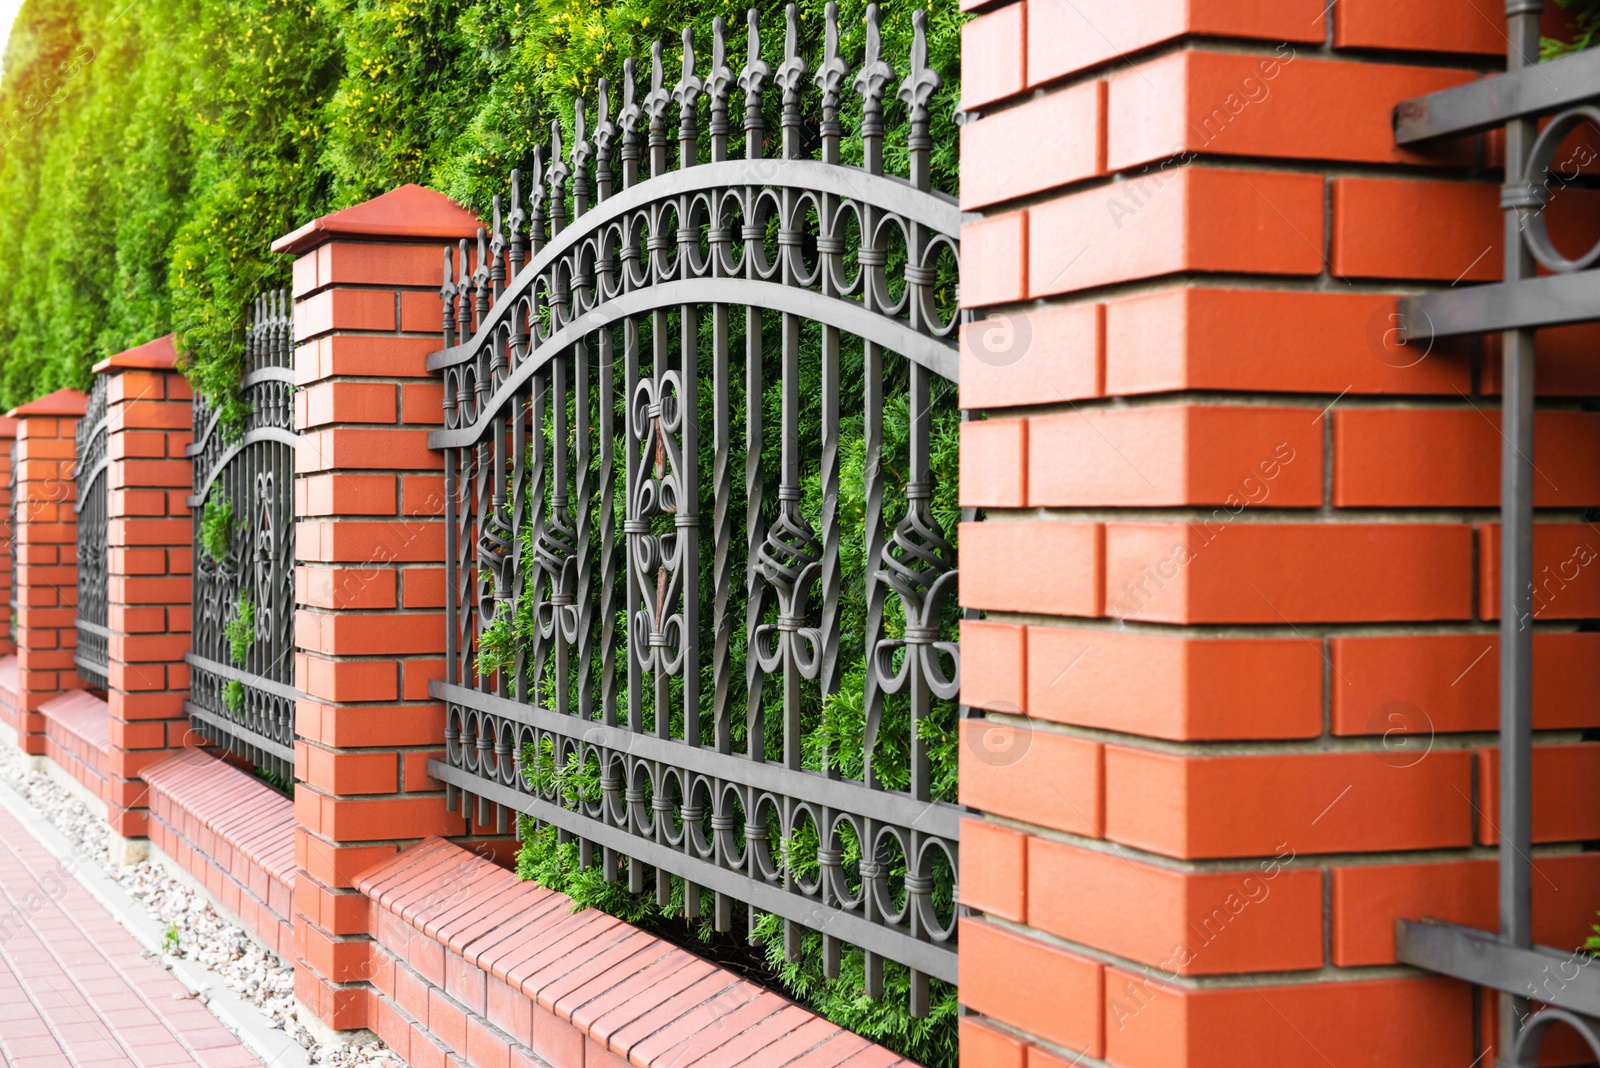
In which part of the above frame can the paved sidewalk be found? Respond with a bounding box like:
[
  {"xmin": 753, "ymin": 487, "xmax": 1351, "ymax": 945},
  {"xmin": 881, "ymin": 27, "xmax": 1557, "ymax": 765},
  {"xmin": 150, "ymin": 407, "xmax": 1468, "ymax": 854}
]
[{"xmin": 0, "ymin": 802, "xmax": 259, "ymax": 1068}]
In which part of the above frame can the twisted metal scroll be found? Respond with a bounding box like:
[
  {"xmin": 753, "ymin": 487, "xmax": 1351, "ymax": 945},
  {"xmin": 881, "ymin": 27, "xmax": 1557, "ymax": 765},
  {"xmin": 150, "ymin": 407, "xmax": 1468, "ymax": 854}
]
[
  {"xmin": 73, "ymin": 375, "xmax": 109, "ymax": 690},
  {"xmin": 184, "ymin": 292, "xmax": 297, "ymax": 783},
  {"xmin": 430, "ymin": 4, "xmax": 961, "ymax": 1014}
]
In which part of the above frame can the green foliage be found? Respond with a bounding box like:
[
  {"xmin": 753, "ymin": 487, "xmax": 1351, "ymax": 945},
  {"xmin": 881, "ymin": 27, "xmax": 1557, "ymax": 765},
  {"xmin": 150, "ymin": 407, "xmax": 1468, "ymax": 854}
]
[
  {"xmin": 255, "ymin": 762, "xmax": 295, "ymax": 795},
  {"xmin": 224, "ymin": 592, "xmax": 255, "ymax": 667},
  {"xmin": 198, "ymin": 494, "xmax": 233, "ymax": 562},
  {"xmin": 1544, "ymin": 0, "xmax": 1600, "ymax": 58},
  {"xmin": 0, "ymin": 0, "xmax": 959, "ymax": 410},
  {"xmin": 161, "ymin": 921, "xmax": 180, "ymax": 954},
  {"xmin": 222, "ymin": 678, "xmax": 244, "ymax": 713}
]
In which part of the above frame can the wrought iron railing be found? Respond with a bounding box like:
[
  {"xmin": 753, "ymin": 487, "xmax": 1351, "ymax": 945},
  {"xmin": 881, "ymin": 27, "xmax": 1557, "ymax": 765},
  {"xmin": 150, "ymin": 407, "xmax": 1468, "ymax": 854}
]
[
  {"xmin": 429, "ymin": 3, "xmax": 961, "ymax": 1013},
  {"xmin": 1393, "ymin": 6, "xmax": 1600, "ymax": 1059},
  {"xmin": 73, "ymin": 374, "xmax": 109, "ymax": 690},
  {"xmin": 184, "ymin": 292, "xmax": 297, "ymax": 783}
]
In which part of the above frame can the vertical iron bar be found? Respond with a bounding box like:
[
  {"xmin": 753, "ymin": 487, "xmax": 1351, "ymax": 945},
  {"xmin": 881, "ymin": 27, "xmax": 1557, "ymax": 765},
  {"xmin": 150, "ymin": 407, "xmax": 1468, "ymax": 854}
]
[{"xmin": 1499, "ymin": 0, "xmax": 1541, "ymax": 1056}]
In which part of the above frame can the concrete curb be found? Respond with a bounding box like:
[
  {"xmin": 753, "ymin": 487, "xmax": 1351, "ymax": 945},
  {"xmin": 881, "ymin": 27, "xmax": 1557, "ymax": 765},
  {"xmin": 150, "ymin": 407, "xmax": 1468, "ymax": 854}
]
[{"xmin": 0, "ymin": 773, "xmax": 313, "ymax": 1068}]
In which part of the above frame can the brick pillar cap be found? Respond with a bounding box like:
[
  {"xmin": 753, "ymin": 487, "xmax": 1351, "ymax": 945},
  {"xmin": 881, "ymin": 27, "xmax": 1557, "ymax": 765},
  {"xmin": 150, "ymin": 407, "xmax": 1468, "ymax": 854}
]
[
  {"xmin": 0, "ymin": 416, "xmax": 17, "ymax": 438},
  {"xmin": 91, "ymin": 332, "xmax": 179, "ymax": 376},
  {"xmin": 270, "ymin": 183, "xmax": 483, "ymax": 257},
  {"xmin": 8, "ymin": 388, "xmax": 87, "ymax": 418}
]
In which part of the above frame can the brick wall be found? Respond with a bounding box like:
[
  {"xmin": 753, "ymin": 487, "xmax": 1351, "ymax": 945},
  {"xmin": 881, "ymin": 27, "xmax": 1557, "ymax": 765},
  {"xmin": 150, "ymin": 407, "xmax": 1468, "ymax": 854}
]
[
  {"xmin": 956, "ymin": 1, "xmax": 1600, "ymax": 1065},
  {"xmin": 100, "ymin": 336, "xmax": 195, "ymax": 841},
  {"xmin": 6, "ymin": 390, "xmax": 89, "ymax": 755},
  {"xmin": 274, "ymin": 183, "xmax": 492, "ymax": 1030}
]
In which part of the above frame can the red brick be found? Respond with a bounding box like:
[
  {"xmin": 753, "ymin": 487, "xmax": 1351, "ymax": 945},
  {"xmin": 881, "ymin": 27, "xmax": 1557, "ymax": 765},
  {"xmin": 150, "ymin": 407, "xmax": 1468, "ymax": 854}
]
[
  {"xmin": 957, "ymin": 819, "xmax": 1027, "ymax": 923},
  {"xmin": 960, "ymin": 619, "xmax": 1026, "ymax": 713},
  {"xmin": 961, "ymin": 4, "xmax": 1027, "ymax": 108},
  {"xmin": 1028, "ymin": 627, "xmax": 1322, "ymax": 740},
  {"xmin": 1478, "ymin": 744, "xmax": 1600, "ymax": 845},
  {"xmin": 1028, "ymin": 838, "xmax": 1321, "ymax": 974},
  {"xmin": 1025, "ymin": 0, "xmax": 1324, "ymax": 86},
  {"xmin": 1332, "ymin": 177, "xmax": 1499, "ymax": 282},
  {"xmin": 1334, "ymin": 0, "xmax": 1506, "ymax": 54},
  {"xmin": 1104, "ymin": 746, "xmax": 1474, "ymax": 859},
  {"xmin": 304, "ymin": 746, "xmax": 400, "ymax": 795},
  {"xmin": 961, "ymin": 80, "xmax": 1101, "ymax": 208},
  {"xmin": 959, "ymin": 304, "xmax": 1101, "ymax": 410},
  {"xmin": 959, "ymin": 1017, "xmax": 1026, "ymax": 1068},
  {"xmin": 959, "ymin": 720, "xmax": 1101, "ymax": 836},
  {"xmin": 1030, "ymin": 168, "xmax": 1324, "ymax": 298},
  {"xmin": 1480, "ymin": 522, "xmax": 1600, "ymax": 621},
  {"xmin": 960, "ymin": 918, "xmax": 1102, "ymax": 1056},
  {"xmin": 1028, "ymin": 406, "xmax": 1317, "ymax": 507},
  {"xmin": 959, "ymin": 419, "xmax": 1027, "ymax": 508},
  {"xmin": 1103, "ymin": 522, "xmax": 1473, "ymax": 624},
  {"xmin": 295, "ymin": 287, "xmax": 397, "ymax": 340},
  {"xmin": 1330, "ymin": 632, "xmax": 1600, "ymax": 736},
  {"xmin": 959, "ymin": 521, "xmax": 1101, "ymax": 615},
  {"xmin": 1330, "ymin": 853, "xmax": 1600, "ymax": 967},
  {"xmin": 1103, "ymin": 972, "xmax": 1472, "ymax": 1068},
  {"xmin": 1483, "ymin": 322, "xmax": 1600, "ymax": 396},
  {"xmin": 1335, "ymin": 408, "xmax": 1600, "ymax": 507},
  {"xmin": 300, "ymin": 381, "xmax": 398, "ymax": 428},
  {"xmin": 1108, "ymin": 51, "xmax": 1476, "ymax": 170},
  {"xmin": 960, "ymin": 212, "xmax": 1028, "ymax": 308}
]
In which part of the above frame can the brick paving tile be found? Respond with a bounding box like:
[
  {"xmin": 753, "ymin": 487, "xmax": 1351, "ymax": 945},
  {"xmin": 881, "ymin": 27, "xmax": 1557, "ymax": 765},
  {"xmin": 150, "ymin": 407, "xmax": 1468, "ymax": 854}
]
[{"xmin": 0, "ymin": 803, "xmax": 259, "ymax": 1066}]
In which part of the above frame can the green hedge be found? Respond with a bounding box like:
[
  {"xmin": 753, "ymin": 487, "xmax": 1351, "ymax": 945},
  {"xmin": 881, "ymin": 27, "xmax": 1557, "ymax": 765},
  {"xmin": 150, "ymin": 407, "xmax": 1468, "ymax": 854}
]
[{"xmin": 0, "ymin": 0, "xmax": 958, "ymax": 412}]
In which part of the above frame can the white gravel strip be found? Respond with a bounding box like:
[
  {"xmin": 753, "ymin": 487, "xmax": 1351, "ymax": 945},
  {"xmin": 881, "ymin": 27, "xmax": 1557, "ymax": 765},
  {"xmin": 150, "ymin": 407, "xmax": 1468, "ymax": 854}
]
[{"xmin": 0, "ymin": 749, "xmax": 400, "ymax": 1067}]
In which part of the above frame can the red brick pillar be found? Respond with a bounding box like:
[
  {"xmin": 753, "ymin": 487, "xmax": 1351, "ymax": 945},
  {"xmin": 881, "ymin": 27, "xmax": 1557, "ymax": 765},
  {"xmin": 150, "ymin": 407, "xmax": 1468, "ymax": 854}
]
[
  {"xmin": 956, "ymin": 3, "xmax": 1599, "ymax": 1065},
  {"xmin": 5, "ymin": 390, "xmax": 88, "ymax": 755},
  {"xmin": 0, "ymin": 417, "xmax": 18, "ymax": 662},
  {"xmin": 273, "ymin": 184, "xmax": 483, "ymax": 1032},
  {"xmin": 100, "ymin": 335, "xmax": 194, "ymax": 856}
]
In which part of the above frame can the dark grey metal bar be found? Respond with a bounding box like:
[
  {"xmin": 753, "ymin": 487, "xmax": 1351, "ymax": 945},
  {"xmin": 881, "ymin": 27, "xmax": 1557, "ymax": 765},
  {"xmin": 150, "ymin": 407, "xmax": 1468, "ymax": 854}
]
[
  {"xmin": 1499, "ymin": 3, "xmax": 1542, "ymax": 1051},
  {"xmin": 1394, "ymin": 45, "xmax": 1600, "ymax": 144},
  {"xmin": 1397, "ymin": 920, "xmax": 1600, "ymax": 1016},
  {"xmin": 433, "ymin": 681, "xmax": 962, "ymax": 838},
  {"xmin": 1397, "ymin": 270, "xmax": 1600, "ymax": 340}
]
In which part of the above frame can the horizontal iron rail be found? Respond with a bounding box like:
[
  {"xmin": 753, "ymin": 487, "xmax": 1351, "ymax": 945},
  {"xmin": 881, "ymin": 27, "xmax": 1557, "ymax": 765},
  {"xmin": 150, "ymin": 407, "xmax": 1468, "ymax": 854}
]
[
  {"xmin": 1395, "ymin": 47, "xmax": 1600, "ymax": 144},
  {"xmin": 1396, "ymin": 919, "xmax": 1600, "ymax": 1014},
  {"xmin": 185, "ymin": 653, "xmax": 302, "ymax": 705},
  {"xmin": 1399, "ymin": 271, "xmax": 1600, "ymax": 340},
  {"xmin": 184, "ymin": 700, "xmax": 295, "ymax": 763},
  {"xmin": 430, "ymin": 758, "xmax": 958, "ymax": 983},
  {"xmin": 72, "ymin": 459, "xmax": 110, "ymax": 515},
  {"xmin": 429, "ymin": 278, "xmax": 959, "ymax": 450},
  {"xmin": 433, "ymin": 681, "xmax": 963, "ymax": 839}
]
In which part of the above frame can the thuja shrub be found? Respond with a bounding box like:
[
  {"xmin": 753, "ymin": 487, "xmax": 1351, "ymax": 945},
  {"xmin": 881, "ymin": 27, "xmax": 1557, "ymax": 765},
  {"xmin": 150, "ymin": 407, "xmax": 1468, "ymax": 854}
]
[{"xmin": 0, "ymin": 0, "xmax": 956, "ymax": 412}]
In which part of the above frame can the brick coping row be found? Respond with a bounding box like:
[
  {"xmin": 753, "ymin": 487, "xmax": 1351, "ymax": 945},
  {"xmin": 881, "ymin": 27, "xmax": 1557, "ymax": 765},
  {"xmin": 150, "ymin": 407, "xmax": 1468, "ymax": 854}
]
[
  {"xmin": 40, "ymin": 687, "xmax": 110, "ymax": 809},
  {"xmin": 357, "ymin": 838, "xmax": 911, "ymax": 1068},
  {"xmin": 142, "ymin": 748, "xmax": 297, "ymax": 959}
]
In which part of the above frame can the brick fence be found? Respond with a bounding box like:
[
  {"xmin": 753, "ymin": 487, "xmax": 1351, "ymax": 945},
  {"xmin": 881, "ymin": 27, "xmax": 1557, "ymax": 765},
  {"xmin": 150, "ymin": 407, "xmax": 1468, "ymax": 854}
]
[
  {"xmin": 955, "ymin": 1, "xmax": 1600, "ymax": 1066},
  {"xmin": 0, "ymin": 3, "xmax": 1594, "ymax": 1063}
]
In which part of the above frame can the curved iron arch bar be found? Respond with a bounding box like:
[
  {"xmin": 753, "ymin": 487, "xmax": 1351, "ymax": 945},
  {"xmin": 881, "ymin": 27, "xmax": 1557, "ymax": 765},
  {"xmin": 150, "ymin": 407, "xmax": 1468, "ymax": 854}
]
[
  {"xmin": 429, "ymin": 277, "xmax": 958, "ymax": 451},
  {"xmin": 187, "ymin": 366, "xmax": 297, "ymax": 457},
  {"xmin": 73, "ymin": 457, "xmax": 111, "ymax": 514},
  {"xmin": 427, "ymin": 157, "xmax": 961, "ymax": 374},
  {"xmin": 185, "ymin": 427, "xmax": 299, "ymax": 508}
]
